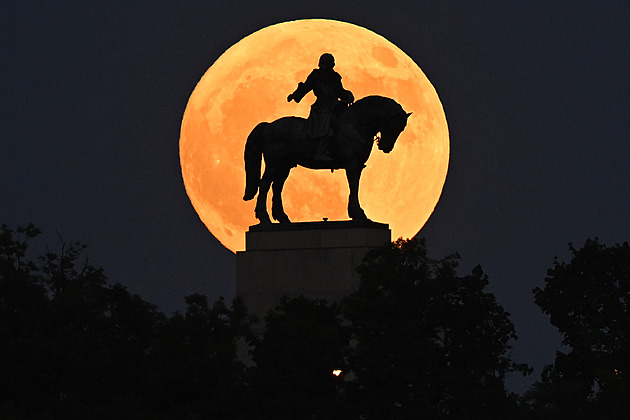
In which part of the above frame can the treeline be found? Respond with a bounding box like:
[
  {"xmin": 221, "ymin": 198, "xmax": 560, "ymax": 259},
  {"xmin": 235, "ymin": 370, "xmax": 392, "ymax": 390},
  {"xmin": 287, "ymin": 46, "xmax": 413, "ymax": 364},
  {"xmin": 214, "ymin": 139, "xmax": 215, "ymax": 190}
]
[{"xmin": 1, "ymin": 224, "xmax": 628, "ymax": 419}]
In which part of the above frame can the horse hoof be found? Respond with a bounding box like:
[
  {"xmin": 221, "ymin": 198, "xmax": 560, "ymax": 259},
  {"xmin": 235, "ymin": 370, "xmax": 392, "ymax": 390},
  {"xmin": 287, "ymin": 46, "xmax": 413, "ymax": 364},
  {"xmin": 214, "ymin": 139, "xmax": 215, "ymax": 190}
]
[
  {"xmin": 256, "ymin": 215, "xmax": 272, "ymax": 224},
  {"xmin": 243, "ymin": 187, "xmax": 257, "ymax": 201},
  {"xmin": 350, "ymin": 213, "xmax": 369, "ymax": 222},
  {"xmin": 274, "ymin": 214, "xmax": 291, "ymax": 224}
]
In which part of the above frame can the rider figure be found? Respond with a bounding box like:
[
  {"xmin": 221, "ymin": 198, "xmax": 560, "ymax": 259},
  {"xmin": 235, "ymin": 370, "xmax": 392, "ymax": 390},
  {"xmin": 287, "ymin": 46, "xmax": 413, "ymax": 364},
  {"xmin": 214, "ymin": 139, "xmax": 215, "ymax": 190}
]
[{"xmin": 287, "ymin": 53, "xmax": 354, "ymax": 161}]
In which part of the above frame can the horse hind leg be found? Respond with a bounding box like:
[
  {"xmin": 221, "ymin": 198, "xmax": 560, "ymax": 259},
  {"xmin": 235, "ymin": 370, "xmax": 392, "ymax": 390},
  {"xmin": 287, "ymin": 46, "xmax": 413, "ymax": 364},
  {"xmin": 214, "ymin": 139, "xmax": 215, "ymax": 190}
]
[
  {"xmin": 255, "ymin": 167, "xmax": 273, "ymax": 224},
  {"xmin": 271, "ymin": 167, "xmax": 291, "ymax": 224}
]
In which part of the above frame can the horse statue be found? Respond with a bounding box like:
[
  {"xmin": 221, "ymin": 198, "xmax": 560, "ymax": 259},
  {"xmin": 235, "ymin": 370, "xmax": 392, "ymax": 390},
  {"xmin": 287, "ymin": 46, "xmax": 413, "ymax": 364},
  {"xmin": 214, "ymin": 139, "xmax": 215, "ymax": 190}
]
[{"xmin": 243, "ymin": 95, "xmax": 411, "ymax": 224}]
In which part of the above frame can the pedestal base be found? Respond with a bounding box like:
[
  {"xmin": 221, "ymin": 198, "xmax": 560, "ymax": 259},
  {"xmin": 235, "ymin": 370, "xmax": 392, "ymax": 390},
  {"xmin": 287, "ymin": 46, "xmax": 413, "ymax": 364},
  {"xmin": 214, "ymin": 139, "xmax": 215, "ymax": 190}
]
[{"xmin": 236, "ymin": 220, "xmax": 391, "ymax": 325}]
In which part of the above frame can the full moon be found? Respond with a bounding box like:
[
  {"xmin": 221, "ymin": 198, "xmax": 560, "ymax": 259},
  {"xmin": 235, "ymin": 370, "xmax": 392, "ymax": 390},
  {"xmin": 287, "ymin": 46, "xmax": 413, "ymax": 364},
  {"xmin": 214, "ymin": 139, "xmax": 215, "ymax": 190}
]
[{"xmin": 180, "ymin": 19, "xmax": 449, "ymax": 252}]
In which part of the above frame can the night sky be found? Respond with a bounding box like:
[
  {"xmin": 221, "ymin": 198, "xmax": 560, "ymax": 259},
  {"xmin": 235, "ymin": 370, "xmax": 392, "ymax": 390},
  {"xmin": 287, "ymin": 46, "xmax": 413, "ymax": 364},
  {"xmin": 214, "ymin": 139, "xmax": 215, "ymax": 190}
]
[{"xmin": 3, "ymin": 1, "xmax": 629, "ymax": 393}]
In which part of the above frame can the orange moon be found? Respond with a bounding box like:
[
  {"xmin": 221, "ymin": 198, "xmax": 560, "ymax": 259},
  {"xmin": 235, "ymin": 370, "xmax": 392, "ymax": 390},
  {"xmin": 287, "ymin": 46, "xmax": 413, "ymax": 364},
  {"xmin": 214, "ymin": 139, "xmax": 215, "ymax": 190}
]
[{"xmin": 180, "ymin": 19, "xmax": 449, "ymax": 253}]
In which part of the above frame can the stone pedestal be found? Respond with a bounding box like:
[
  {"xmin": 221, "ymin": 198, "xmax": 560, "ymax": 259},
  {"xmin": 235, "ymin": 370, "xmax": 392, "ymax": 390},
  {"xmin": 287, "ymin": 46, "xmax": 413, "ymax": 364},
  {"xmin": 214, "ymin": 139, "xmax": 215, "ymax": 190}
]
[{"xmin": 236, "ymin": 220, "xmax": 391, "ymax": 326}]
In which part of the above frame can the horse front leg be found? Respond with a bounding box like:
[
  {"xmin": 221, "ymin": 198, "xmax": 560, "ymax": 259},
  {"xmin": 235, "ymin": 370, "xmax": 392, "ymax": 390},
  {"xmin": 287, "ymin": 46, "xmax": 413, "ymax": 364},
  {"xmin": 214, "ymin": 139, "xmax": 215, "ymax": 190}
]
[
  {"xmin": 271, "ymin": 166, "xmax": 291, "ymax": 223},
  {"xmin": 345, "ymin": 162, "xmax": 368, "ymax": 221},
  {"xmin": 255, "ymin": 167, "xmax": 272, "ymax": 224}
]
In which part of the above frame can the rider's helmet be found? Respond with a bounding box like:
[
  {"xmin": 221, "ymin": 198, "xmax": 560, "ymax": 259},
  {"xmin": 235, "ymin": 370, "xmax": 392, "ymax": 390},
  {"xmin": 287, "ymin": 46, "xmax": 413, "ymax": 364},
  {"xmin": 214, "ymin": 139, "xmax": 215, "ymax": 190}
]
[{"xmin": 318, "ymin": 53, "xmax": 335, "ymax": 70}]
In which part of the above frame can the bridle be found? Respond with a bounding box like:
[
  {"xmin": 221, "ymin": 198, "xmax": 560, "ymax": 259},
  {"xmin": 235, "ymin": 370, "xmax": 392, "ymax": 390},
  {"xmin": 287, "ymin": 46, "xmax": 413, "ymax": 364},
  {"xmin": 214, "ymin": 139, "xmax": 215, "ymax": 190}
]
[{"xmin": 374, "ymin": 103, "xmax": 406, "ymax": 147}]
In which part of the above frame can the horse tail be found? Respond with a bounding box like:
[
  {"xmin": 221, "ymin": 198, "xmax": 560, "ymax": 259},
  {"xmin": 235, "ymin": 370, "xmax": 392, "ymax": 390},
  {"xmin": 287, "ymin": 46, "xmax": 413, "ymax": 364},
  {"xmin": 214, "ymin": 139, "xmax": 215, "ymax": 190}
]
[{"xmin": 243, "ymin": 122, "xmax": 266, "ymax": 201}]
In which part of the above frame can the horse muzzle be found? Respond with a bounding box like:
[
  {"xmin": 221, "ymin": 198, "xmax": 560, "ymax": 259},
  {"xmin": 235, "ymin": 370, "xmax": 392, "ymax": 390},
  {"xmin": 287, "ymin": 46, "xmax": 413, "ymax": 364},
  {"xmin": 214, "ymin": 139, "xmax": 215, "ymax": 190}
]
[{"xmin": 379, "ymin": 143, "xmax": 394, "ymax": 153}]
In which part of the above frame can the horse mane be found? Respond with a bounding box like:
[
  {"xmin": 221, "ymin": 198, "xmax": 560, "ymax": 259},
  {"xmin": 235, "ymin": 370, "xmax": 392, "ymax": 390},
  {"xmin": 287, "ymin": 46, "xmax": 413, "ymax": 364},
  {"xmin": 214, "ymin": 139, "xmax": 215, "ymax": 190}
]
[
  {"xmin": 347, "ymin": 95, "xmax": 404, "ymax": 122},
  {"xmin": 351, "ymin": 95, "xmax": 395, "ymax": 109}
]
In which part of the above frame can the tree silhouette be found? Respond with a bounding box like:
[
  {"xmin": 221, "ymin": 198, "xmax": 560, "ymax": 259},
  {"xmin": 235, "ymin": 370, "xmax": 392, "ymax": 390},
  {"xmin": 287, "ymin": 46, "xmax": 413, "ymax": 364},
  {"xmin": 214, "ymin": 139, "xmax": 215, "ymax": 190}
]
[
  {"xmin": 0, "ymin": 224, "xmax": 169, "ymax": 417},
  {"xmin": 0, "ymin": 224, "xmax": 51, "ymax": 417},
  {"xmin": 524, "ymin": 239, "xmax": 630, "ymax": 419},
  {"xmin": 0, "ymin": 224, "xmax": 254, "ymax": 418},
  {"xmin": 145, "ymin": 293, "xmax": 254, "ymax": 418},
  {"xmin": 343, "ymin": 238, "xmax": 529, "ymax": 419},
  {"xmin": 247, "ymin": 295, "xmax": 351, "ymax": 419},
  {"xmin": 1, "ymin": 225, "xmax": 537, "ymax": 418}
]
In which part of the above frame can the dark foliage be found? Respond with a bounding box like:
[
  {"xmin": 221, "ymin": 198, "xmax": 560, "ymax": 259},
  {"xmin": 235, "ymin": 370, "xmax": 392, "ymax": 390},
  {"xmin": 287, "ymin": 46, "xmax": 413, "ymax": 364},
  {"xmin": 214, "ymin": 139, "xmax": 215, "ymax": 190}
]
[
  {"xmin": 1, "ymin": 225, "xmax": 538, "ymax": 418},
  {"xmin": 0, "ymin": 224, "xmax": 254, "ymax": 419},
  {"xmin": 523, "ymin": 239, "xmax": 630, "ymax": 419},
  {"xmin": 246, "ymin": 296, "xmax": 351, "ymax": 418},
  {"xmin": 343, "ymin": 238, "xmax": 530, "ymax": 419}
]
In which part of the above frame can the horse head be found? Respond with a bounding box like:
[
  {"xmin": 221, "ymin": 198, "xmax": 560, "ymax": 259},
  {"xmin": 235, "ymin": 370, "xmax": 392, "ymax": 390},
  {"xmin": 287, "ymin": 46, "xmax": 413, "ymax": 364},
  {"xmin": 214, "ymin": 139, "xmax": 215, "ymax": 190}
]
[{"xmin": 377, "ymin": 105, "xmax": 412, "ymax": 153}]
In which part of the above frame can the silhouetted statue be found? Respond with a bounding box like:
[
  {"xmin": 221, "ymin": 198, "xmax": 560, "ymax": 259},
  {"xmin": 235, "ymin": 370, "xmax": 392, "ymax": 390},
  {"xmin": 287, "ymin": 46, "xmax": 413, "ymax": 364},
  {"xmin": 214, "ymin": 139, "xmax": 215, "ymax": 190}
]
[
  {"xmin": 243, "ymin": 94, "xmax": 411, "ymax": 224},
  {"xmin": 287, "ymin": 53, "xmax": 354, "ymax": 161}
]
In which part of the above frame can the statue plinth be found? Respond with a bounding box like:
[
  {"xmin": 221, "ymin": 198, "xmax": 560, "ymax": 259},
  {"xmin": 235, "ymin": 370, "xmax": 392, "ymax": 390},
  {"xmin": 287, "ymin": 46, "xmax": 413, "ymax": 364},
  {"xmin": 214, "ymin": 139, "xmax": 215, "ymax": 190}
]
[{"xmin": 236, "ymin": 220, "xmax": 390, "ymax": 328}]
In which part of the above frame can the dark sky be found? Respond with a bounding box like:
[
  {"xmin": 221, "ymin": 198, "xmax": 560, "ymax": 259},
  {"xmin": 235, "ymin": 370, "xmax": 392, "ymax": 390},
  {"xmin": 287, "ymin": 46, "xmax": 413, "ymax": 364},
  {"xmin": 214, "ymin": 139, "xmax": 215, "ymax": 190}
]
[{"xmin": 3, "ymin": 1, "xmax": 629, "ymax": 393}]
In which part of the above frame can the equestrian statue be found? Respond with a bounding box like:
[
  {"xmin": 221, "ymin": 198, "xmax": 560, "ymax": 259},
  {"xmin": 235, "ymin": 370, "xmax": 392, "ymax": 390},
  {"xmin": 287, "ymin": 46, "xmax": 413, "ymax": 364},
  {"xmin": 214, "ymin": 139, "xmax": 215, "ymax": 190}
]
[{"xmin": 243, "ymin": 53, "xmax": 411, "ymax": 224}]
